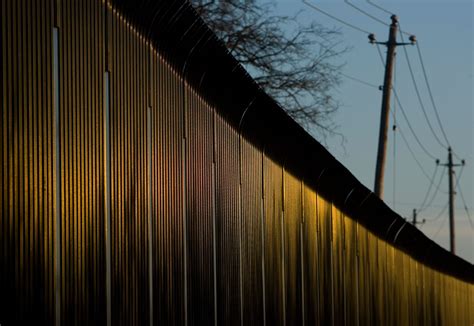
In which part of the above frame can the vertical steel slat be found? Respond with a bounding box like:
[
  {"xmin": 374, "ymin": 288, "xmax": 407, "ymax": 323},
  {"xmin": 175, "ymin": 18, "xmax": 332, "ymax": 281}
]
[
  {"xmin": 104, "ymin": 69, "xmax": 111, "ymax": 326},
  {"xmin": 282, "ymin": 171, "xmax": 303, "ymax": 325},
  {"xmin": 53, "ymin": 23, "xmax": 61, "ymax": 326},
  {"xmin": 215, "ymin": 114, "xmax": 242, "ymax": 325},
  {"xmin": 302, "ymin": 184, "xmax": 318, "ymax": 325},
  {"xmin": 149, "ymin": 51, "xmax": 185, "ymax": 325},
  {"xmin": 316, "ymin": 194, "xmax": 333, "ymax": 325},
  {"xmin": 260, "ymin": 151, "xmax": 267, "ymax": 326},
  {"xmin": 182, "ymin": 82, "xmax": 189, "ymax": 326},
  {"xmin": 263, "ymin": 158, "xmax": 284, "ymax": 326},
  {"xmin": 147, "ymin": 89, "xmax": 153, "ymax": 326},
  {"xmin": 281, "ymin": 167, "xmax": 286, "ymax": 326},
  {"xmin": 240, "ymin": 138, "xmax": 264, "ymax": 325},
  {"xmin": 184, "ymin": 85, "xmax": 215, "ymax": 325},
  {"xmin": 107, "ymin": 10, "xmax": 150, "ymax": 324},
  {"xmin": 213, "ymin": 99, "xmax": 218, "ymax": 326}
]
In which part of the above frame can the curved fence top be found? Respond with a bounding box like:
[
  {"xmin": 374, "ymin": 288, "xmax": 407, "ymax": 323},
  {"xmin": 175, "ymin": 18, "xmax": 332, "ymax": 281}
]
[{"xmin": 110, "ymin": 0, "xmax": 474, "ymax": 283}]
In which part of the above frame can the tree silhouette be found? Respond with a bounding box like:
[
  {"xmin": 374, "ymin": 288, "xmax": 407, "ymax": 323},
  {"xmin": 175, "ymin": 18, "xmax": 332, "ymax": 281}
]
[{"xmin": 192, "ymin": 0, "xmax": 347, "ymax": 141}]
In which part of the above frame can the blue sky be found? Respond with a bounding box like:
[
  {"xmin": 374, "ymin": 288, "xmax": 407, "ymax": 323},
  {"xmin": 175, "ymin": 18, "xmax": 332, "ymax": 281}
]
[{"xmin": 272, "ymin": 0, "xmax": 473, "ymax": 262}]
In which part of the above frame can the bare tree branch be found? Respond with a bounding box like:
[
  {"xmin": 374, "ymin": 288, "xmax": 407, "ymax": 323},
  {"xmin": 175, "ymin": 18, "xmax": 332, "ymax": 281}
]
[{"xmin": 192, "ymin": 0, "xmax": 347, "ymax": 143}]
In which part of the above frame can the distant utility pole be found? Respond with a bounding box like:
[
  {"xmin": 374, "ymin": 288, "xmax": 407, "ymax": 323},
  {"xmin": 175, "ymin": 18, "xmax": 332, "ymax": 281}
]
[
  {"xmin": 370, "ymin": 15, "xmax": 416, "ymax": 199},
  {"xmin": 410, "ymin": 209, "xmax": 425, "ymax": 228},
  {"xmin": 439, "ymin": 147, "xmax": 465, "ymax": 254}
]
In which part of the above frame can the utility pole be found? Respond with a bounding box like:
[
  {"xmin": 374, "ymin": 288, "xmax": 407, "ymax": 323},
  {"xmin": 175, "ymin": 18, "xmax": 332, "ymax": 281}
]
[
  {"xmin": 370, "ymin": 16, "xmax": 416, "ymax": 199},
  {"xmin": 439, "ymin": 147, "xmax": 465, "ymax": 254},
  {"xmin": 410, "ymin": 209, "xmax": 425, "ymax": 228}
]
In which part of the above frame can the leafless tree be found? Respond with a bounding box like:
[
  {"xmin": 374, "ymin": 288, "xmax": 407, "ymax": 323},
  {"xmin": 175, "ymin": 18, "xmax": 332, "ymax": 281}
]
[{"xmin": 192, "ymin": 0, "xmax": 347, "ymax": 142}]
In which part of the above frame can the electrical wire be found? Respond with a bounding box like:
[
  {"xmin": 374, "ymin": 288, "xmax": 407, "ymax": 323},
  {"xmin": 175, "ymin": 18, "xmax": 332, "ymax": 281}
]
[
  {"xmin": 415, "ymin": 42, "xmax": 451, "ymax": 147},
  {"xmin": 417, "ymin": 164, "xmax": 439, "ymax": 212},
  {"xmin": 454, "ymin": 163, "xmax": 464, "ymax": 188},
  {"xmin": 431, "ymin": 205, "xmax": 448, "ymax": 239},
  {"xmin": 396, "ymin": 121, "xmax": 442, "ymax": 192},
  {"xmin": 375, "ymin": 44, "xmax": 438, "ymax": 160},
  {"xmin": 398, "ymin": 26, "xmax": 449, "ymax": 149},
  {"xmin": 392, "ymin": 89, "xmax": 438, "ymax": 160},
  {"xmin": 361, "ymin": 0, "xmax": 414, "ymax": 36},
  {"xmin": 344, "ymin": 0, "xmax": 389, "ymax": 27},
  {"xmin": 366, "ymin": 0, "xmax": 393, "ymax": 16},
  {"xmin": 429, "ymin": 202, "xmax": 449, "ymax": 223},
  {"xmin": 451, "ymin": 149, "xmax": 464, "ymax": 162},
  {"xmin": 302, "ymin": 0, "xmax": 372, "ymax": 35},
  {"xmin": 340, "ymin": 72, "xmax": 380, "ymax": 89},
  {"xmin": 454, "ymin": 166, "xmax": 473, "ymax": 228},
  {"xmin": 419, "ymin": 166, "xmax": 446, "ymax": 214},
  {"xmin": 387, "ymin": 201, "xmax": 470, "ymax": 210}
]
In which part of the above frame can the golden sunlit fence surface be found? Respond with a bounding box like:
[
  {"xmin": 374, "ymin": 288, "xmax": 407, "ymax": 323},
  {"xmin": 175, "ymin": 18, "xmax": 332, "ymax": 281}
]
[{"xmin": 1, "ymin": 1, "xmax": 473, "ymax": 325}]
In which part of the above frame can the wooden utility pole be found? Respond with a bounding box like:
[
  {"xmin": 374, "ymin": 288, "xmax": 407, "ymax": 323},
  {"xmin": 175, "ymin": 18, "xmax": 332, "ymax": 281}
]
[
  {"xmin": 370, "ymin": 16, "xmax": 415, "ymax": 198},
  {"xmin": 410, "ymin": 209, "xmax": 425, "ymax": 228},
  {"xmin": 439, "ymin": 147, "xmax": 465, "ymax": 254},
  {"xmin": 448, "ymin": 148, "xmax": 455, "ymax": 253}
]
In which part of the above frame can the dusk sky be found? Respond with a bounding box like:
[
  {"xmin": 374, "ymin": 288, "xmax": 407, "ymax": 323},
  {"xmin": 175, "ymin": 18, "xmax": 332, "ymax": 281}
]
[{"xmin": 274, "ymin": 0, "xmax": 473, "ymax": 262}]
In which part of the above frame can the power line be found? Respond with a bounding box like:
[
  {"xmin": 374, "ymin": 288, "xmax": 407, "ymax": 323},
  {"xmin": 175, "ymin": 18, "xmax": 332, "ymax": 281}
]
[
  {"xmin": 398, "ymin": 26, "xmax": 448, "ymax": 149},
  {"xmin": 393, "ymin": 89, "xmax": 438, "ymax": 160},
  {"xmin": 419, "ymin": 166, "xmax": 446, "ymax": 213},
  {"xmin": 344, "ymin": 0, "xmax": 389, "ymax": 27},
  {"xmin": 396, "ymin": 122, "xmax": 442, "ymax": 193},
  {"xmin": 431, "ymin": 205, "xmax": 448, "ymax": 239},
  {"xmin": 454, "ymin": 163, "xmax": 464, "ymax": 189},
  {"xmin": 428, "ymin": 202, "xmax": 449, "ymax": 223},
  {"xmin": 366, "ymin": 0, "xmax": 394, "ymax": 16},
  {"xmin": 375, "ymin": 44, "xmax": 438, "ymax": 161},
  {"xmin": 451, "ymin": 148, "xmax": 465, "ymax": 162},
  {"xmin": 302, "ymin": 0, "xmax": 372, "ymax": 35},
  {"xmin": 387, "ymin": 201, "xmax": 471, "ymax": 210},
  {"xmin": 361, "ymin": 0, "xmax": 414, "ymax": 36},
  {"xmin": 417, "ymin": 164, "xmax": 439, "ymax": 212},
  {"xmin": 340, "ymin": 72, "xmax": 380, "ymax": 89},
  {"xmin": 454, "ymin": 166, "xmax": 473, "ymax": 228},
  {"xmin": 415, "ymin": 42, "xmax": 451, "ymax": 147}
]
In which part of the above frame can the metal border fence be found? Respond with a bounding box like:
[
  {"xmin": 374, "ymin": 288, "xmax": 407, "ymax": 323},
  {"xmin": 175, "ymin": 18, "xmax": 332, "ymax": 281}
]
[{"xmin": 1, "ymin": 0, "xmax": 473, "ymax": 325}]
